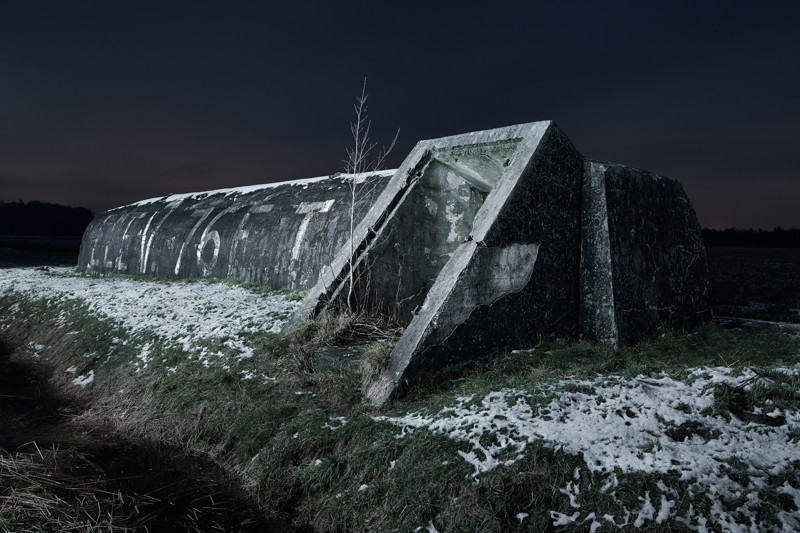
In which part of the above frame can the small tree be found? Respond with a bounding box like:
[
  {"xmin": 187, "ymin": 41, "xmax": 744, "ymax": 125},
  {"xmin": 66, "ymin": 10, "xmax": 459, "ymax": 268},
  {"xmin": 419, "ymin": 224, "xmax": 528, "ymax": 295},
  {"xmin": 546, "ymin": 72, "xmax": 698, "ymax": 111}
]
[{"xmin": 343, "ymin": 78, "xmax": 398, "ymax": 311}]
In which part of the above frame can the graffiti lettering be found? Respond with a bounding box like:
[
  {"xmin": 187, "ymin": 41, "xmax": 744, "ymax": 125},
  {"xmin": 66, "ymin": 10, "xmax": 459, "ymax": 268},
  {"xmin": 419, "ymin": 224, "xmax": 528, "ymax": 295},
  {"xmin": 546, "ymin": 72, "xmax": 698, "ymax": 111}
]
[
  {"xmin": 291, "ymin": 200, "xmax": 334, "ymax": 261},
  {"xmin": 196, "ymin": 209, "xmax": 231, "ymax": 276}
]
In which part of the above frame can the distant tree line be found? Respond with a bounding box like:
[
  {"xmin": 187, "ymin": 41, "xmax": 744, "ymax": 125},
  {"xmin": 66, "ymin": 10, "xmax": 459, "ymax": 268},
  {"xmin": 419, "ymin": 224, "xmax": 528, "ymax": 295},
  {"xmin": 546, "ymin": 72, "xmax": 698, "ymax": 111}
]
[
  {"xmin": 702, "ymin": 227, "xmax": 800, "ymax": 248},
  {"xmin": 0, "ymin": 200, "xmax": 94, "ymax": 236}
]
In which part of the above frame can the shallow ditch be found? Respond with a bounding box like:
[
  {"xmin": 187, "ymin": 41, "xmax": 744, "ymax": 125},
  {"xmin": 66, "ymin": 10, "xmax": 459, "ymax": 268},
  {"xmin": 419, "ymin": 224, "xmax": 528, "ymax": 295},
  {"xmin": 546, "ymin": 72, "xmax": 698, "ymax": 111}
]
[{"xmin": 0, "ymin": 338, "xmax": 307, "ymax": 532}]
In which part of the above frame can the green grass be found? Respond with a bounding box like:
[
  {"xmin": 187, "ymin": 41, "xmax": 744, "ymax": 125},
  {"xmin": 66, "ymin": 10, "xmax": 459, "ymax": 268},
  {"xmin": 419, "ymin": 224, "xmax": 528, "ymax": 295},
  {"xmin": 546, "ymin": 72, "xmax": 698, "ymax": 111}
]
[
  {"xmin": 1, "ymin": 283, "xmax": 799, "ymax": 531},
  {"xmin": 398, "ymin": 322, "xmax": 798, "ymax": 411}
]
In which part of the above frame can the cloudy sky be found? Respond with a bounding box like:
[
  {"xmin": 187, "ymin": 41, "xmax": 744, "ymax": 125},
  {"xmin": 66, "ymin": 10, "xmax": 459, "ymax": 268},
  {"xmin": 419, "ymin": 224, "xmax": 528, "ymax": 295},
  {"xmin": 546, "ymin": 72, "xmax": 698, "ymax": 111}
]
[{"xmin": 2, "ymin": 1, "xmax": 798, "ymax": 229}]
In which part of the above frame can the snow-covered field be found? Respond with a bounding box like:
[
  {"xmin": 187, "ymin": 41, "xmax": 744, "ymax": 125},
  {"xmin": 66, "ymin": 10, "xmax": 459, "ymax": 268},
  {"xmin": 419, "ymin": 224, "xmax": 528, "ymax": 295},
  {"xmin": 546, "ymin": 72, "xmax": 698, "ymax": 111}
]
[
  {"xmin": 0, "ymin": 267, "xmax": 301, "ymax": 370},
  {"xmin": 2, "ymin": 266, "xmax": 799, "ymax": 531}
]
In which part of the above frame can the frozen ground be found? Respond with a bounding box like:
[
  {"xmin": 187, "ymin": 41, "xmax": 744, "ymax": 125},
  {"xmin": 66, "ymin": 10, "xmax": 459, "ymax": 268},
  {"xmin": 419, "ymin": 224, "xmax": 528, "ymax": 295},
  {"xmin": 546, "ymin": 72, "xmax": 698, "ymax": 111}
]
[
  {"xmin": 377, "ymin": 363, "xmax": 800, "ymax": 531},
  {"xmin": 3, "ymin": 266, "xmax": 799, "ymax": 530},
  {"xmin": 0, "ymin": 267, "xmax": 301, "ymax": 370}
]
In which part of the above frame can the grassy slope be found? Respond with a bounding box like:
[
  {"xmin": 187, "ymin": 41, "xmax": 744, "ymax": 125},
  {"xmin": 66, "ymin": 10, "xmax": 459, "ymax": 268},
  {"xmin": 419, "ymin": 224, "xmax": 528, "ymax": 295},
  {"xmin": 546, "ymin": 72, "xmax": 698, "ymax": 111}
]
[{"xmin": 1, "ymin": 270, "xmax": 799, "ymax": 531}]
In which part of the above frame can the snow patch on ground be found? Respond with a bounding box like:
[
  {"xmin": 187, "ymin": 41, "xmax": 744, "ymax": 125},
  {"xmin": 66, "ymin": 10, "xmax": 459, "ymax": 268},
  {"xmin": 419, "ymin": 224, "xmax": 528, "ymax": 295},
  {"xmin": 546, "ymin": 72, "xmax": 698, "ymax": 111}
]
[
  {"xmin": 0, "ymin": 267, "xmax": 301, "ymax": 371},
  {"xmin": 322, "ymin": 416, "xmax": 348, "ymax": 431},
  {"xmin": 27, "ymin": 341, "xmax": 45, "ymax": 358},
  {"xmin": 375, "ymin": 366, "xmax": 800, "ymax": 530},
  {"xmin": 72, "ymin": 370, "xmax": 95, "ymax": 387}
]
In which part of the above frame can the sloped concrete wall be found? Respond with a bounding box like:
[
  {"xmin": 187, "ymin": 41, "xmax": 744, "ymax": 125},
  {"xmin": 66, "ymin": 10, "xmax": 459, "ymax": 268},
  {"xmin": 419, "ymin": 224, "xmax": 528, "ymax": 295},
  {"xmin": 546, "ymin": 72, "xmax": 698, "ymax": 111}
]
[
  {"xmin": 78, "ymin": 172, "xmax": 393, "ymax": 289},
  {"xmin": 287, "ymin": 127, "xmax": 536, "ymax": 328},
  {"xmin": 348, "ymin": 141, "xmax": 520, "ymax": 324}
]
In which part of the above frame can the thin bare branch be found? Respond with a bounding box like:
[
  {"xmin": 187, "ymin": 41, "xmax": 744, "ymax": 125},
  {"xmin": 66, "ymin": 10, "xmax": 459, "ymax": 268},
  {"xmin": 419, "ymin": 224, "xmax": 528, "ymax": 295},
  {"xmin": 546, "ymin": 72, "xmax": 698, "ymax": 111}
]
[{"xmin": 343, "ymin": 78, "xmax": 399, "ymax": 311}]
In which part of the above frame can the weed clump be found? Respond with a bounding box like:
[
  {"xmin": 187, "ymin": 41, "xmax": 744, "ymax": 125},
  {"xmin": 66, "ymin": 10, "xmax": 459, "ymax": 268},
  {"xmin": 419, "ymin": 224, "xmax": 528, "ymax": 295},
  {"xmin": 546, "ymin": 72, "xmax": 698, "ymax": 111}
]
[{"xmin": 286, "ymin": 310, "xmax": 402, "ymax": 349}]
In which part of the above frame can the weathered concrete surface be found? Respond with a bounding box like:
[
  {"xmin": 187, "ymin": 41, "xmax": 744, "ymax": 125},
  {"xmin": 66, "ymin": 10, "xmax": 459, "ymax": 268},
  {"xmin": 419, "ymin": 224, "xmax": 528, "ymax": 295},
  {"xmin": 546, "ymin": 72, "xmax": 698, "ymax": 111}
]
[
  {"xmin": 79, "ymin": 121, "xmax": 710, "ymax": 403},
  {"xmin": 78, "ymin": 172, "xmax": 393, "ymax": 289},
  {"xmin": 598, "ymin": 161, "xmax": 712, "ymax": 344},
  {"xmin": 362, "ymin": 123, "xmax": 587, "ymax": 401},
  {"xmin": 287, "ymin": 126, "xmax": 532, "ymax": 327},
  {"xmin": 579, "ymin": 161, "xmax": 618, "ymax": 347},
  {"xmin": 282, "ymin": 122, "xmax": 710, "ymax": 402},
  {"xmin": 386, "ymin": 124, "xmax": 584, "ymax": 380},
  {"xmin": 578, "ymin": 161, "xmax": 711, "ymax": 348}
]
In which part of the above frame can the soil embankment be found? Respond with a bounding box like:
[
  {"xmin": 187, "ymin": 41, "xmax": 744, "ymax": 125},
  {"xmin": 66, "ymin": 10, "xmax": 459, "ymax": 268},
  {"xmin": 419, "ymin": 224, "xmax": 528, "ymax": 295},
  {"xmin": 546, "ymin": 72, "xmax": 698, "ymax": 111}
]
[{"xmin": 0, "ymin": 338, "xmax": 300, "ymax": 532}]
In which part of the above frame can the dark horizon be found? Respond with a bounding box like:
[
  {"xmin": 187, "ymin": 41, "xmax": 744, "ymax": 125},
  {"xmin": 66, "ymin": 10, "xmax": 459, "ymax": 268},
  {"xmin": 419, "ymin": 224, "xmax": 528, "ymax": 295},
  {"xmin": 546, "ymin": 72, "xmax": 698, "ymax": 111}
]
[
  {"xmin": 2, "ymin": 1, "xmax": 798, "ymax": 230},
  {"xmin": 4, "ymin": 199, "xmax": 800, "ymax": 245}
]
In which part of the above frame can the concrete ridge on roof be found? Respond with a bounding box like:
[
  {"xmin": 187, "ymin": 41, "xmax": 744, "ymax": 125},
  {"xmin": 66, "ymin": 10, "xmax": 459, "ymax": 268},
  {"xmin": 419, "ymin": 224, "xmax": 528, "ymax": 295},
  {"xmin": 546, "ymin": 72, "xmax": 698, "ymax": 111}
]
[
  {"xmin": 416, "ymin": 120, "xmax": 552, "ymax": 145},
  {"xmin": 110, "ymin": 169, "xmax": 397, "ymax": 211}
]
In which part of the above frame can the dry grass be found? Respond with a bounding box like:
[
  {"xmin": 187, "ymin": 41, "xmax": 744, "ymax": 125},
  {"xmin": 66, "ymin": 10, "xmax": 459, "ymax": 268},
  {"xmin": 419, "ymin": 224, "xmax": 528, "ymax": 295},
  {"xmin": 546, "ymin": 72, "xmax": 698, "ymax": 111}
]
[
  {"xmin": 280, "ymin": 310, "xmax": 402, "ymax": 380},
  {"xmin": 286, "ymin": 310, "xmax": 403, "ymax": 348},
  {"xmin": 4, "ymin": 283, "xmax": 800, "ymax": 531},
  {"xmin": 358, "ymin": 340, "xmax": 394, "ymax": 399},
  {"xmin": 0, "ymin": 444, "xmax": 144, "ymax": 532}
]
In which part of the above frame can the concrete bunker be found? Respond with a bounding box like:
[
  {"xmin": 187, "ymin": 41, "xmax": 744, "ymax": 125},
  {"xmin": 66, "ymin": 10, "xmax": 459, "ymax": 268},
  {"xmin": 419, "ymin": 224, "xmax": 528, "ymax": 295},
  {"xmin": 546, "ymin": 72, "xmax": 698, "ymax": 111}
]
[
  {"xmin": 288, "ymin": 122, "xmax": 710, "ymax": 402},
  {"xmin": 78, "ymin": 171, "xmax": 394, "ymax": 290},
  {"xmin": 79, "ymin": 121, "xmax": 711, "ymax": 403}
]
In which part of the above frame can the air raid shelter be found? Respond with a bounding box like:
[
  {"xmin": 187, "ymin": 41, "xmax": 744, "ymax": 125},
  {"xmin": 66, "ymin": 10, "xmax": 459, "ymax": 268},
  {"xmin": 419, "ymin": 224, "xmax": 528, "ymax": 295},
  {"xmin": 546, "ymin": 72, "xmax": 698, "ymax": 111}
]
[{"xmin": 79, "ymin": 121, "xmax": 711, "ymax": 402}]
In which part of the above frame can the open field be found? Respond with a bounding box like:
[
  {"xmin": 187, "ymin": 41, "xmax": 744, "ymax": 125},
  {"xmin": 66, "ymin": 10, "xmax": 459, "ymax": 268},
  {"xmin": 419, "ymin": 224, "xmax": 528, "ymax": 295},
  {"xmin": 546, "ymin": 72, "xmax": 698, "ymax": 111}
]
[
  {"xmin": 1, "ymin": 248, "xmax": 799, "ymax": 531},
  {"xmin": 0, "ymin": 237, "xmax": 81, "ymax": 269},
  {"xmin": 707, "ymin": 247, "xmax": 800, "ymax": 324}
]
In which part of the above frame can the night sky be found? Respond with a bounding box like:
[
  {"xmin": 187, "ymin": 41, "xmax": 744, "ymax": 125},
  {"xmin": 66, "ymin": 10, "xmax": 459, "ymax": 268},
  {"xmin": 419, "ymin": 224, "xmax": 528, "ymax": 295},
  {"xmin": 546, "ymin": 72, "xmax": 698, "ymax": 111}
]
[{"xmin": 2, "ymin": 1, "xmax": 798, "ymax": 229}]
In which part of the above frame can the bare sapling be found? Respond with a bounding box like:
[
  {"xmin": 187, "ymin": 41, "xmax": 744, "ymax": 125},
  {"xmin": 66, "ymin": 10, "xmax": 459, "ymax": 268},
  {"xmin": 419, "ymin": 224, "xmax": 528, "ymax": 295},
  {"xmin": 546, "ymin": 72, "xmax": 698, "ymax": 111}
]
[{"xmin": 343, "ymin": 78, "xmax": 398, "ymax": 312}]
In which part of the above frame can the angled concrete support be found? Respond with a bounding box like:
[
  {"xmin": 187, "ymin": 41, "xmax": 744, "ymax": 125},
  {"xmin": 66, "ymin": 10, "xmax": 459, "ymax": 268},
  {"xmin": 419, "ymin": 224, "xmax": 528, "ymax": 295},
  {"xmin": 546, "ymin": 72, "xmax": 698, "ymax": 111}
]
[
  {"xmin": 287, "ymin": 123, "xmax": 541, "ymax": 327},
  {"xmin": 579, "ymin": 161, "xmax": 619, "ymax": 348}
]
